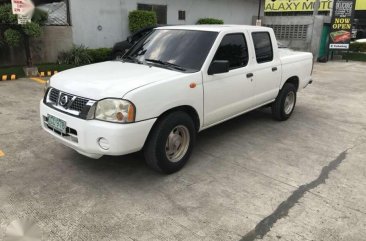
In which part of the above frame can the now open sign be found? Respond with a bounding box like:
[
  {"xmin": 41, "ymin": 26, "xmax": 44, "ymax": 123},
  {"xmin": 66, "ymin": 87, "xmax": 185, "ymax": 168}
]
[{"xmin": 329, "ymin": 0, "xmax": 356, "ymax": 50}]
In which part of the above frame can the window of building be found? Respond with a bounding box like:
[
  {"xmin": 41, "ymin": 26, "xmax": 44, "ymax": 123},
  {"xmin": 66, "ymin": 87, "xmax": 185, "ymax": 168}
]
[
  {"xmin": 178, "ymin": 10, "xmax": 186, "ymax": 20},
  {"xmin": 34, "ymin": 0, "xmax": 71, "ymax": 26},
  {"xmin": 265, "ymin": 24, "xmax": 308, "ymax": 40},
  {"xmin": 213, "ymin": 33, "xmax": 249, "ymax": 70},
  {"xmin": 251, "ymin": 32, "xmax": 273, "ymax": 64},
  {"xmin": 137, "ymin": 3, "xmax": 167, "ymax": 24},
  {"xmin": 264, "ymin": 11, "xmax": 330, "ymax": 16}
]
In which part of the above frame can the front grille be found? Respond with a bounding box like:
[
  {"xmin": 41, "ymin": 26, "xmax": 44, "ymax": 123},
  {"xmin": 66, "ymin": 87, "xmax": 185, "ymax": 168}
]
[
  {"xmin": 70, "ymin": 98, "xmax": 89, "ymax": 112},
  {"xmin": 45, "ymin": 88, "xmax": 95, "ymax": 119},
  {"xmin": 60, "ymin": 92, "xmax": 73, "ymax": 100},
  {"xmin": 49, "ymin": 88, "xmax": 60, "ymax": 103}
]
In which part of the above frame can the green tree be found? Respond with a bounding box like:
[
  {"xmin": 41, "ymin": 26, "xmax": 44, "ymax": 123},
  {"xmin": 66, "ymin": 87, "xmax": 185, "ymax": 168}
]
[
  {"xmin": 0, "ymin": 4, "xmax": 47, "ymax": 66},
  {"xmin": 128, "ymin": 10, "xmax": 157, "ymax": 33}
]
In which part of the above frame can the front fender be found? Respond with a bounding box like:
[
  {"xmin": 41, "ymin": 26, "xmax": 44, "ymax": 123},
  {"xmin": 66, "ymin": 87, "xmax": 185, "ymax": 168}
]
[{"xmin": 123, "ymin": 72, "xmax": 203, "ymax": 129}]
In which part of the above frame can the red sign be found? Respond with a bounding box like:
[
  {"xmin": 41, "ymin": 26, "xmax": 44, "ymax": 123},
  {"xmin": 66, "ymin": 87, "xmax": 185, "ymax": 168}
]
[{"xmin": 11, "ymin": 0, "xmax": 34, "ymax": 15}]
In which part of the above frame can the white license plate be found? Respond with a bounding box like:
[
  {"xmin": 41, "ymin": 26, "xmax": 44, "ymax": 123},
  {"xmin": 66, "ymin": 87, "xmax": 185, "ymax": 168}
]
[{"xmin": 47, "ymin": 114, "xmax": 67, "ymax": 133}]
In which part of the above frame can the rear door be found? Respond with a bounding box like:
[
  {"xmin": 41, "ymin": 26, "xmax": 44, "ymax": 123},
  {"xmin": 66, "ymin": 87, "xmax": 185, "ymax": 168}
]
[
  {"xmin": 203, "ymin": 31, "xmax": 255, "ymax": 126},
  {"xmin": 250, "ymin": 31, "xmax": 282, "ymax": 105}
]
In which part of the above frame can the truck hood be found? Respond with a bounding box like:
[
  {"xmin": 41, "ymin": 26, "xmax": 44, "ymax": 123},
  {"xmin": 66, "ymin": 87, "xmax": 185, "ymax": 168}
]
[{"xmin": 50, "ymin": 61, "xmax": 185, "ymax": 100}]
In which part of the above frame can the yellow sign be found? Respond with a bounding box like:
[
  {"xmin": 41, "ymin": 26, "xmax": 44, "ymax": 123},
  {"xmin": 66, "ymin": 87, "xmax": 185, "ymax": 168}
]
[
  {"xmin": 264, "ymin": 0, "xmax": 333, "ymax": 12},
  {"xmin": 356, "ymin": 0, "xmax": 366, "ymax": 10},
  {"xmin": 265, "ymin": 0, "xmax": 365, "ymax": 12}
]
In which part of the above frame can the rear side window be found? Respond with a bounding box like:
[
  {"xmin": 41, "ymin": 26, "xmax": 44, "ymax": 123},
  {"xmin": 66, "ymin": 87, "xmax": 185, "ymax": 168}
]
[
  {"xmin": 213, "ymin": 33, "xmax": 249, "ymax": 69},
  {"xmin": 252, "ymin": 32, "xmax": 273, "ymax": 63}
]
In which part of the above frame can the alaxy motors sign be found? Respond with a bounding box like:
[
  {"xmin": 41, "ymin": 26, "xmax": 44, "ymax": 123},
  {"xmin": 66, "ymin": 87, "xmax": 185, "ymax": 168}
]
[{"xmin": 264, "ymin": 0, "xmax": 333, "ymax": 12}]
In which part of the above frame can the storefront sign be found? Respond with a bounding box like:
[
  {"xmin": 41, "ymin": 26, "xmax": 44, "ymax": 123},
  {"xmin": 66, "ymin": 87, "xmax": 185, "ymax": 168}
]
[
  {"xmin": 355, "ymin": 0, "xmax": 366, "ymax": 10},
  {"xmin": 329, "ymin": 0, "xmax": 356, "ymax": 50},
  {"xmin": 264, "ymin": 0, "xmax": 333, "ymax": 12}
]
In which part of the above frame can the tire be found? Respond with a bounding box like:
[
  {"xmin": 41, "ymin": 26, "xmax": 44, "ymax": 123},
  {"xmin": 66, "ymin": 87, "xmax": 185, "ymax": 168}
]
[
  {"xmin": 271, "ymin": 83, "xmax": 297, "ymax": 121},
  {"xmin": 144, "ymin": 111, "xmax": 196, "ymax": 174}
]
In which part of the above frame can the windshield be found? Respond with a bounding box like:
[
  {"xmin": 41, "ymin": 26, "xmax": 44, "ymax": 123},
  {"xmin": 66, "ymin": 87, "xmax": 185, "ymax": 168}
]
[{"xmin": 124, "ymin": 29, "xmax": 218, "ymax": 72}]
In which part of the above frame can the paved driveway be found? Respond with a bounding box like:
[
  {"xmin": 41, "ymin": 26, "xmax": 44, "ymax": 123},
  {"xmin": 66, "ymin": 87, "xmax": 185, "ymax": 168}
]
[{"xmin": 0, "ymin": 62, "xmax": 366, "ymax": 241}]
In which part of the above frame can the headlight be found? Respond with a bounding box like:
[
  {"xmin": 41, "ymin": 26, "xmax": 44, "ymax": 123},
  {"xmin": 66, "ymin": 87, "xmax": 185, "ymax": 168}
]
[
  {"xmin": 94, "ymin": 99, "xmax": 135, "ymax": 123},
  {"xmin": 44, "ymin": 79, "xmax": 50, "ymax": 93}
]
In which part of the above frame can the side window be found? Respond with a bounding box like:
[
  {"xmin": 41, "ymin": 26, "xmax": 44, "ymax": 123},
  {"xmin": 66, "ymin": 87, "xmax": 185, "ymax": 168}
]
[
  {"xmin": 213, "ymin": 33, "xmax": 249, "ymax": 70},
  {"xmin": 252, "ymin": 32, "xmax": 273, "ymax": 63}
]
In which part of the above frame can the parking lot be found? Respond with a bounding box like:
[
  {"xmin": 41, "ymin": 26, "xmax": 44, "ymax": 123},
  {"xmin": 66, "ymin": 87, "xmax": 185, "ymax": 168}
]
[{"xmin": 0, "ymin": 61, "xmax": 366, "ymax": 241}]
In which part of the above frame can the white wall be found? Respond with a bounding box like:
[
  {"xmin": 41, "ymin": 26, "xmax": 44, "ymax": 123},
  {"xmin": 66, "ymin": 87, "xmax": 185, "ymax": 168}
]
[{"xmin": 69, "ymin": 0, "xmax": 260, "ymax": 48}]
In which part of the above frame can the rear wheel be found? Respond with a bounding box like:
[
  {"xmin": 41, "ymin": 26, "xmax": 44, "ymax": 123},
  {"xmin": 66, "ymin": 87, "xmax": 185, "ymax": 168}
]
[
  {"xmin": 144, "ymin": 111, "xmax": 196, "ymax": 174},
  {"xmin": 272, "ymin": 83, "xmax": 297, "ymax": 121}
]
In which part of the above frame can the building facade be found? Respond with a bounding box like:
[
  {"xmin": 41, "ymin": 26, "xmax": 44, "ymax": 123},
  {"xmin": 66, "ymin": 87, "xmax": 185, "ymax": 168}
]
[
  {"xmin": 68, "ymin": 0, "xmax": 262, "ymax": 48},
  {"xmin": 1, "ymin": 0, "xmax": 263, "ymax": 66}
]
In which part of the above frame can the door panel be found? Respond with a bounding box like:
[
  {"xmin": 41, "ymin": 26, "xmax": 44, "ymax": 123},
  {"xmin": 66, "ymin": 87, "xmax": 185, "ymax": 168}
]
[
  {"xmin": 203, "ymin": 69, "xmax": 254, "ymax": 126},
  {"xmin": 203, "ymin": 32, "xmax": 255, "ymax": 126}
]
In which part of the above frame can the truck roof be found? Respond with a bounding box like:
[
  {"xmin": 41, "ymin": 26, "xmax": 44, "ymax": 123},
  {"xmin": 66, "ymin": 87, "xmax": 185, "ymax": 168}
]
[{"xmin": 157, "ymin": 25, "xmax": 272, "ymax": 32}]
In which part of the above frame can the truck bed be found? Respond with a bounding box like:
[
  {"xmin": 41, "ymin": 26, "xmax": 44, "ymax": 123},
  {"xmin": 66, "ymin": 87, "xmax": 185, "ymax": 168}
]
[{"xmin": 279, "ymin": 49, "xmax": 313, "ymax": 90}]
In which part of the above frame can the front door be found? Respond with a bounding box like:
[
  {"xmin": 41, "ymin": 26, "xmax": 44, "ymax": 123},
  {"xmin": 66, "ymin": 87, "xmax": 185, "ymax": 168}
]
[{"xmin": 203, "ymin": 32, "xmax": 255, "ymax": 126}]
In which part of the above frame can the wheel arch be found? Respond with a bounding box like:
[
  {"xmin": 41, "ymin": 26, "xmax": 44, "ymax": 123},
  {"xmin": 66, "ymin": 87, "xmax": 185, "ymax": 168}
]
[
  {"xmin": 282, "ymin": 76, "xmax": 299, "ymax": 91},
  {"xmin": 155, "ymin": 105, "xmax": 201, "ymax": 132},
  {"xmin": 143, "ymin": 105, "xmax": 201, "ymax": 151}
]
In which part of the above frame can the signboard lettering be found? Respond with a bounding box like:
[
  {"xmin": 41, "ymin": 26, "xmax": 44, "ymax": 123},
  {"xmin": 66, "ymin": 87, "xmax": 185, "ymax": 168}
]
[
  {"xmin": 329, "ymin": 0, "xmax": 356, "ymax": 50},
  {"xmin": 11, "ymin": 0, "xmax": 34, "ymax": 15},
  {"xmin": 264, "ymin": 0, "xmax": 333, "ymax": 12}
]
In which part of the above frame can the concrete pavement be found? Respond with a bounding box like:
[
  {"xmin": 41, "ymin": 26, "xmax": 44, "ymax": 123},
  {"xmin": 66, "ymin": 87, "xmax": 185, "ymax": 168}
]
[{"xmin": 0, "ymin": 61, "xmax": 365, "ymax": 240}]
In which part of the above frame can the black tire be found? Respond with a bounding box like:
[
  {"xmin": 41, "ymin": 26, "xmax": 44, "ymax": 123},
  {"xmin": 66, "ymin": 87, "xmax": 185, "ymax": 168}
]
[
  {"xmin": 144, "ymin": 111, "xmax": 196, "ymax": 174},
  {"xmin": 271, "ymin": 83, "xmax": 297, "ymax": 121}
]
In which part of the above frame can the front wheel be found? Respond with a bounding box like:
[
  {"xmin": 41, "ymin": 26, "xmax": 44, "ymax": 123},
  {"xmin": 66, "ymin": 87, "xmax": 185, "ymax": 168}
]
[
  {"xmin": 271, "ymin": 83, "xmax": 297, "ymax": 121},
  {"xmin": 144, "ymin": 111, "xmax": 196, "ymax": 174}
]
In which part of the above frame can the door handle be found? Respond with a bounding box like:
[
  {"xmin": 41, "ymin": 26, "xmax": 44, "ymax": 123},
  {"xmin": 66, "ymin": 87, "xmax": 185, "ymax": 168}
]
[
  {"xmin": 246, "ymin": 73, "xmax": 253, "ymax": 78},
  {"xmin": 272, "ymin": 67, "xmax": 278, "ymax": 72}
]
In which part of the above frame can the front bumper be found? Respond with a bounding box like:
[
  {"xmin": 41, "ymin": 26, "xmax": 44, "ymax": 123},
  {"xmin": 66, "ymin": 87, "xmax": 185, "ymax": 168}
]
[{"xmin": 40, "ymin": 100, "xmax": 156, "ymax": 159}]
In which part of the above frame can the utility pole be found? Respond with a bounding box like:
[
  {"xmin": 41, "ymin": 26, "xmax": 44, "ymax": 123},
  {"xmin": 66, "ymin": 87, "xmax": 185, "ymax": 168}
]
[
  {"xmin": 257, "ymin": 0, "xmax": 262, "ymax": 20},
  {"xmin": 313, "ymin": 0, "xmax": 320, "ymax": 16},
  {"xmin": 256, "ymin": 0, "xmax": 263, "ymax": 26},
  {"xmin": 310, "ymin": 0, "xmax": 321, "ymax": 60}
]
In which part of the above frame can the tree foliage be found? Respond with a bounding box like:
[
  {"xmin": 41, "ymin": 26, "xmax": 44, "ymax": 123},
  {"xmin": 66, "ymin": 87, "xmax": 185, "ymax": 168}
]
[
  {"xmin": 4, "ymin": 28, "xmax": 22, "ymax": 46},
  {"xmin": 196, "ymin": 18, "xmax": 224, "ymax": 24},
  {"xmin": 0, "ymin": 3, "xmax": 48, "ymax": 66},
  {"xmin": 128, "ymin": 10, "xmax": 157, "ymax": 33},
  {"xmin": 23, "ymin": 22, "xmax": 42, "ymax": 38},
  {"xmin": 58, "ymin": 45, "xmax": 93, "ymax": 66},
  {"xmin": 0, "ymin": 4, "xmax": 17, "ymax": 24}
]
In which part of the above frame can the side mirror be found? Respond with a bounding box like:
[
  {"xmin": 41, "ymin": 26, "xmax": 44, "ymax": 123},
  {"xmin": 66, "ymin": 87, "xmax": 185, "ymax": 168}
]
[
  {"xmin": 208, "ymin": 60, "xmax": 230, "ymax": 75},
  {"xmin": 127, "ymin": 36, "xmax": 133, "ymax": 43}
]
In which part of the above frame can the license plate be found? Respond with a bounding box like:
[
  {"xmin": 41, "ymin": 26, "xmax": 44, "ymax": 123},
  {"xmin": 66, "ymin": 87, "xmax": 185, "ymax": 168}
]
[{"xmin": 47, "ymin": 114, "xmax": 67, "ymax": 133}]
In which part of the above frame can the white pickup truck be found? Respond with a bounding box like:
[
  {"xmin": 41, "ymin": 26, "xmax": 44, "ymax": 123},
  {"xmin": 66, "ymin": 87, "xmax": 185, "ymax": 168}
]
[{"xmin": 40, "ymin": 25, "xmax": 313, "ymax": 173}]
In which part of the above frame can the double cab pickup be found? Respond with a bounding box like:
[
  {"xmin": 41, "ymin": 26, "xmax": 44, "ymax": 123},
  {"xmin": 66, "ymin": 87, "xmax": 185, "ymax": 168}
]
[{"xmin": 41, "ymin": 25, "xmax": 313, "ymax": 173}]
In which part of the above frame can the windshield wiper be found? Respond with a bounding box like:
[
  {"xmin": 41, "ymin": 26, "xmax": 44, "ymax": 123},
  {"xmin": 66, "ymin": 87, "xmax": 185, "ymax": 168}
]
[
  {"xmin": 123, "ymin": 56, "xmax": 143, "ymax": 64},
  {"xmin": 145, "ymin": 59, "xmax": 187, "ymax": 71}
]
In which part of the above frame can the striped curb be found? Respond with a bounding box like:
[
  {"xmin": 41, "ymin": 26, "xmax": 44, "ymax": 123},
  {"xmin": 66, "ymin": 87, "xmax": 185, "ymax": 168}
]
[
  {"xmin": 1, "ymin": 74, "xmax": 17, "ymax": 81},
  {"xmin": 39, "ymin": 70, "xmax": 58, "ymax": 77}
]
